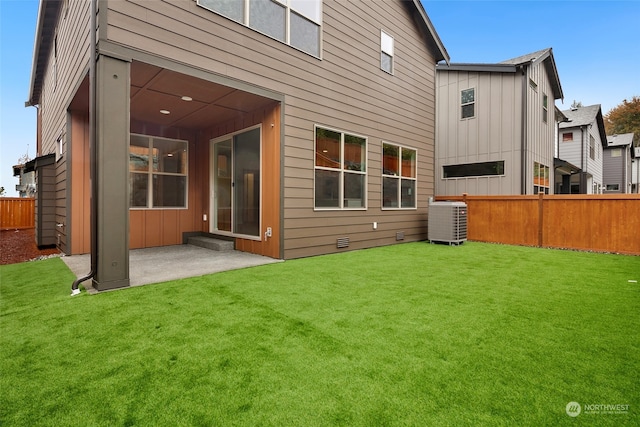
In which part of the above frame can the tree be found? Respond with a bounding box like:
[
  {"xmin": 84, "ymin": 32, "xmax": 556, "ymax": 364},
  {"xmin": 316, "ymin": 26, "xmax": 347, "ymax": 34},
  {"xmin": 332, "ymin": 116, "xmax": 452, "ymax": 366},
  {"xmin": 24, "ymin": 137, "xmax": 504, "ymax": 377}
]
[
  {"xmin": 604, "ymin": 96, "xmax": 640, "ymax": 146},
  {"xmin": 570, "ymin": 100, "xmax": 583, "ymax": 109},
  {"xmin": 0, "ymin": 187, "xmax": 5, "ymax": 196}
]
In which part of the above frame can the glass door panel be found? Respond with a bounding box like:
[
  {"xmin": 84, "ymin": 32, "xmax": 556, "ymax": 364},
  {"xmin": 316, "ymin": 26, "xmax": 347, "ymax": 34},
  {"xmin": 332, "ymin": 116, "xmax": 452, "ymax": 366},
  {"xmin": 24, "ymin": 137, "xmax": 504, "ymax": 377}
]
[
  {"xmin": 233, "ymin": 128, "xmax": 260, "ymax": 236},
  {"xmin": 214, "ymin": 139, "xmax": 232, "ymax": 232}
]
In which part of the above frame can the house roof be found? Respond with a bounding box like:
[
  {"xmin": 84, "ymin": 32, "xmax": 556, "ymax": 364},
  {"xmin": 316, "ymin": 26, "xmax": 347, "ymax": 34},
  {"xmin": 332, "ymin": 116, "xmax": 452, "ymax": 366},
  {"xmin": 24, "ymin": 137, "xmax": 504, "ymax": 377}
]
[
  {"xmin": 26, "ymin": 0, "xmax": 450, "ymax": 107},
  {"xmin": 436, "ymin": 48, "xmax": 563, "ymax": 100},
  {"xmin": 559, "ymin": 104, "xmax": 608, "ymax": 147},
  {"xmin": 606, "ymin": 132, "xmax": 634, "ymax": 147}
]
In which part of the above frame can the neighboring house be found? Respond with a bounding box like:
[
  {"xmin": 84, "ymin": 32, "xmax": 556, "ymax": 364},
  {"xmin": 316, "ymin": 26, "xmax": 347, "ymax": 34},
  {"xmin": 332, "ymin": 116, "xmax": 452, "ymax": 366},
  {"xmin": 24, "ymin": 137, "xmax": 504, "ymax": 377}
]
[
  {"xmin": 435, "ymin": 48, "xmax": 563, "ymax": 195},
  {"xmin": 12, "ymin": 164, "xmax": 36, "ymax": 198},
  {"xmin": 557, "ymin": 104, "xmax": 607, "ymax": 194},
  {"xmin": 26, "ymin": 0, "xmax": 448, "ymax": 290},
  {"xmin": 633, "ymin": 147, "xmax": 640, "ymax": 194},
  {"xmin": 603, "ymin": 133, "xmax": 634, "ymax": 193}
]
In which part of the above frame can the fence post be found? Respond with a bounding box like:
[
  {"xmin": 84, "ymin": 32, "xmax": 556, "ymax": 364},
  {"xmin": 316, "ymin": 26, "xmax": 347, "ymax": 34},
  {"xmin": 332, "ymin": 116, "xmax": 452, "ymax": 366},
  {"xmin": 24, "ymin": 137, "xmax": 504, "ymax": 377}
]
[{"xmin": 538, "ymin": 192, "xmax": 544, "ymax": 248}]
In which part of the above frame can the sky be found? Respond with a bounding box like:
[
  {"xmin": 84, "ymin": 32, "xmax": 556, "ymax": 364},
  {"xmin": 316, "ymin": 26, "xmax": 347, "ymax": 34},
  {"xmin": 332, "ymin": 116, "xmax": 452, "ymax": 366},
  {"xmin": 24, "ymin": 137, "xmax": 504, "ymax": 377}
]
[{"xmin": 1, "ymin": 0, "xmax": 639, "ymax": 197}]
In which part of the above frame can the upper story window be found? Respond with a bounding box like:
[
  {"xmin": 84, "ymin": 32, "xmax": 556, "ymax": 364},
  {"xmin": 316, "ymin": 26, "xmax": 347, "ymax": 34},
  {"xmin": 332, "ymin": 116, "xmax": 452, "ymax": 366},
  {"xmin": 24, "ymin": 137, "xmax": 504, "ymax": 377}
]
[
  {"xmin": 542, "ymin": 93, "xmax": 548, "ymax": 123},
  {"xmin": 443, "ymin": 160, "xmax": 504, "ymax": 178},
  {"xmin": 380, "ymin": 30, "xmax": 394, "ymax": 74},
  {"xmin": 130, "ymin": 134, "xmax": 188, "ymax": 209},
  {"xmin": 461, "ymin": 88, "xmax": 475, "ymax": 119},
  {"xmin": 589, "ymin": 135, "xmax": 595, "ymax": 160},
  {"xmin": 529, "ymin": 79, "xmax": 537, "ymax": 91},
  {"xmin": 198, "ymin": 0, "xmax": 321, "ymax": 57},
  {"xmin": 382, "ymin": 143, "xmax": 417, "ymax": 209},
  {"xmin": 315, "ymin": 126, "xmax": 367, "ymax": 210},
  {"xmin": 562, "ymin": 132, "xmax": 573, "ymax": 142},
  {"xmin": 611, "ymin": 148, "xmax": 622, "ymax": 157}
]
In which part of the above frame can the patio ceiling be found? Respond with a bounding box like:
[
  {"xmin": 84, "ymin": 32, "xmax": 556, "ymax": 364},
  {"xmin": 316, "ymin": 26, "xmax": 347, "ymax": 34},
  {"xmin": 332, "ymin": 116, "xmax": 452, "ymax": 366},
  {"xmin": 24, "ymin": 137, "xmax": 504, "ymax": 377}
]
[{"xmin": 130, "ymin": 61, "xmax": 275, "ymax": 130}]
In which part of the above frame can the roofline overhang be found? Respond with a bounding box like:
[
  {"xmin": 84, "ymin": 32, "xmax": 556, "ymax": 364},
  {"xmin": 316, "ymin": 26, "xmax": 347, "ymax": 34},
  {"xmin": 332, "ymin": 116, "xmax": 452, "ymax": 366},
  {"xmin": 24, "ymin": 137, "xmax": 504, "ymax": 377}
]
[
  {"xmin": 411, "ymin": 0, "xmax": 450, "ymax": 64},
  {"xmin": 436, "ymin": 63, "xmax": 517, "ymax": 73},
  {"xmin": 26, "ymin": 0, "xmax": 61, "ymax": 107}
]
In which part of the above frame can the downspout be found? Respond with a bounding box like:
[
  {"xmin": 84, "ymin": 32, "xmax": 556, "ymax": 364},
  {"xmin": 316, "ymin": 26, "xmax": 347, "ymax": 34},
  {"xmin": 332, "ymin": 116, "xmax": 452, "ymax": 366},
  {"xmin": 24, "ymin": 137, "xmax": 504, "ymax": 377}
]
[
  {"xmin": 71, "ymin": 0, "xmax": 97, "ymax": 295},
  {"xmin": 520, "ymin": 65, "xmax": 528, "ymax": 195}
]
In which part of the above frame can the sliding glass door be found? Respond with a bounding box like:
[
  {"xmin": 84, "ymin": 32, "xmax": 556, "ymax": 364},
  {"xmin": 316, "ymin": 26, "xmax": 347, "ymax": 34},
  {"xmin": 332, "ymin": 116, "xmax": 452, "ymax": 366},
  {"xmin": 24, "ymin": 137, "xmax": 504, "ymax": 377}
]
[{"xmin": 211, "ymin": 127, "xmax": 261, "ymax": 238}]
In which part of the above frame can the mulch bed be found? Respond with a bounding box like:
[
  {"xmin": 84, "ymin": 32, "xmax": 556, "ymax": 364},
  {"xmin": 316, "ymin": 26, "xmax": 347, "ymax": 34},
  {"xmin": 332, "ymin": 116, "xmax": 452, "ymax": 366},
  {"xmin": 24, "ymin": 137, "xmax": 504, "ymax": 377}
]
[{"xmin": 0, "ymin": 228, "xmax": 62, "ymax": 265}]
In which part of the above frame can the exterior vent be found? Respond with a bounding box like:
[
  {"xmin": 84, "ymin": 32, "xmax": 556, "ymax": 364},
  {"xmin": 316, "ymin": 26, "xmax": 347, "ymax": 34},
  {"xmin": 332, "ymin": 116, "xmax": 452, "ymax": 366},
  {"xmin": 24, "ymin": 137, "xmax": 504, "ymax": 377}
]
[
  {"xmin": 396, "ymin": 231, "xmax": 404, "ymax": 241},
  {"xmin": 428, "ymin": 201, "xmax": 467, "ymax": 245},
  {"xmin": 336, "ymin": 237, "xmax": 350, "ymax": 248}
]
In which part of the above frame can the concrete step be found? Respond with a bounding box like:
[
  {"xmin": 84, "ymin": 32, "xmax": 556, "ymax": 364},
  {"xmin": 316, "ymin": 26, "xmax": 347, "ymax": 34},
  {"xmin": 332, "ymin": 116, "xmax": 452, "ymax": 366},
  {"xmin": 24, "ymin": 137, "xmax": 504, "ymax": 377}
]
[{"xmin": 188, "ymin": 236, "xmax": 234, "ymax": 252}]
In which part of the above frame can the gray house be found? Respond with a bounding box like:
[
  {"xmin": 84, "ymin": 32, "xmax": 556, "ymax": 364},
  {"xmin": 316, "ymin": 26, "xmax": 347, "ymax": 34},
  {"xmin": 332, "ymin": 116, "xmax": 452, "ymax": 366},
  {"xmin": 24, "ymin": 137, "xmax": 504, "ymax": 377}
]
[
  {"xmin": 557, "ymin": 105, "xmax": 607, "ymax": 194},
  {"xmin": 26, "ymin": 0, "xmax": 448, "ymax": 290},
  {"xmin": 604, "ymin": 133, "xmax": 635, "ymax": 193},
  {"xmin": 435, "ymin": 48, "xmax": 563, "ymax": 195}
]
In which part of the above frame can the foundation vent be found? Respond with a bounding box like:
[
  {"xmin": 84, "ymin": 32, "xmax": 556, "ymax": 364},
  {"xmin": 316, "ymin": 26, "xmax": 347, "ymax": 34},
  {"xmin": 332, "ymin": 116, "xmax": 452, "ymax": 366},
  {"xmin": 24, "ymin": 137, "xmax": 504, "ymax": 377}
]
[
  {"xmin": 396, "ymin": 231, "xmax": 405, "ymax": 241},
  {"xmin": 337, "ymin": 237, "xmax": 350, "ymax": 248}
]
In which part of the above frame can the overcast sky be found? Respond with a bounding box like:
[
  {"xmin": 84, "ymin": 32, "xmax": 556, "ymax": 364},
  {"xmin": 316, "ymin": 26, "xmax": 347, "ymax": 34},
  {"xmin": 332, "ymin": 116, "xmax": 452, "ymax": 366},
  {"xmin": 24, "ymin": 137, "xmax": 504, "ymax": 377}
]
[{"xmin": 1, "ymin": 0, "xmax": 639, "ymax": 196}]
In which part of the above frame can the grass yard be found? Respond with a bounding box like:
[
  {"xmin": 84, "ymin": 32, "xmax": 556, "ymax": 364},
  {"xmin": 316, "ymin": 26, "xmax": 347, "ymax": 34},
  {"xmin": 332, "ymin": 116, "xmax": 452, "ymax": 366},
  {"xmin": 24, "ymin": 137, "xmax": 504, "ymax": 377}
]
[{"xmin": 1, "ymin": 242, "xmax": 638, "ymax": 426}]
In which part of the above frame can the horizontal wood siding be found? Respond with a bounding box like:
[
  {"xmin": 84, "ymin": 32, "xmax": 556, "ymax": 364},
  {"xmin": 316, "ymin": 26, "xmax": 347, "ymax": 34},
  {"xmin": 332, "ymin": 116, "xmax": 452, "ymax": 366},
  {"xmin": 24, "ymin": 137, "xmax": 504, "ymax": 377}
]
[
  {"xmin": 0, "ymin": 198, "xmax": 35, "ymax": 230},
  {"xmin": 437, "ymin": 194, "xmax": 640, "ymax": 255},
  {"xmin": 106, "ymin": 0, "xmax": 440, "ymax": 259}
]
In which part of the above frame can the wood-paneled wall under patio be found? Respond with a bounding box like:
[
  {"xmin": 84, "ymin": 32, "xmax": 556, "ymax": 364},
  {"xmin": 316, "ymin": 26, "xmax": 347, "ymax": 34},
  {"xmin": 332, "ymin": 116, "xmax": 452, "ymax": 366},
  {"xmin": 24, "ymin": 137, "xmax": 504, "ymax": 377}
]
[{"xmin": 435, "ymin": 194, "xmax": 640, "ymax": 255}]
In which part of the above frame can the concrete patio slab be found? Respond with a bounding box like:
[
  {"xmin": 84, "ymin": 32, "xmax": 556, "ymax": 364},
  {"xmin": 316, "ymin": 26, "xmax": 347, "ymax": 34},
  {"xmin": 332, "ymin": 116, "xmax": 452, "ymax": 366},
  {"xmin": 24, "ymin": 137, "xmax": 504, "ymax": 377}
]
[{"xmin": 62, "ymin": 244, "xmax": 282, "ymax": 293}]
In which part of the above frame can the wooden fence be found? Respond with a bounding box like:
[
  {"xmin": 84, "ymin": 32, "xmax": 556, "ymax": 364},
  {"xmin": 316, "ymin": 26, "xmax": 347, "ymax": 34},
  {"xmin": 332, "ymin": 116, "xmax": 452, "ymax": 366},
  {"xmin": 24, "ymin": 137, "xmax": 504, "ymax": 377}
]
[
  {"xmin": 0, "ymin": 198, "xmax": 35, "ymax": 230},
  {"xmin": 435, "ymin": 194, "xmax": 640, "ymax": 256}
]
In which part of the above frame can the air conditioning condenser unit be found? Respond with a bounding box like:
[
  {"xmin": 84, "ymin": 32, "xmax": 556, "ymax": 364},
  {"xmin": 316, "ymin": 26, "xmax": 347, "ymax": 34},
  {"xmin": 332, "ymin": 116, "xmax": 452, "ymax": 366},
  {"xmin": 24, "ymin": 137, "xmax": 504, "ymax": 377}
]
[{"xmin": 428, "ymin": 201, "xmax": 467, "ymax": 245}]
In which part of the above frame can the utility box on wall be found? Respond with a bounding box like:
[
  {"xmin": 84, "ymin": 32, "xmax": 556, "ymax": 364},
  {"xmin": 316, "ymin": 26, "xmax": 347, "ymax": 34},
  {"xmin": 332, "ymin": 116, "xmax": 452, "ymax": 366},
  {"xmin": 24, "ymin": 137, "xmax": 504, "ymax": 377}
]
[{"xmin": 428, "ymin": 201, "xmax": 467, "ymax": 245}]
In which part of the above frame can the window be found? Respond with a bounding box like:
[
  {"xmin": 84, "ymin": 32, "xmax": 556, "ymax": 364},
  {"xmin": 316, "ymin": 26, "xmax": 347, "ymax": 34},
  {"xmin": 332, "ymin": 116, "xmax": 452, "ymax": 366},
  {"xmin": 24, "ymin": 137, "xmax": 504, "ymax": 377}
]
[
  {"xmin": 611, "ymin": 148, "xmax": 622, "ymax": 157},
  {"xmin": 443, "ymin": 161, "xmax": 504, "ymax": 178},
  {"xmin": 533, "ymin": 162, "xmax": 550, "ymax": 194},
  {"xmin": 562, "ymin": 132, "xmax": 573, "ymax": 142},
  {"xmin": 529, "ymin": 79, "xmax": 537, "ymax": 91},
  {"xmin": 542, "ymin": 93, "xmax": 548, "ymax": 123},
  {"xmin": 56, "ymin": 134, "xmax": 64, "ymax": 161},
  {"xmin": 382, "ymin": 143, "xmax": 416, "ymax": 209},
  {"xmin": 380, "ymin": 30, "xmax": 394, "ymax": 74},
  {"xmin": 315, "ymin": 126, "xmax": 366, "ymax": 209},
  {"xmin": 589, "ymin": 135, "xmax": 595, "ymax": 160},
  {"xmin": 461, "ymin": 88, "xmax": 475, "ymax": 119},
  {"xmin": 198, "ymin": 0, "xmax": 321, "ymax": 57},
  {"xmin": 130, "ymin": 134, "xmax": 188, "ymax": 208},
  {"xmin": 606, "ymin": 184, "xmax": 620, "ymax": 191}
]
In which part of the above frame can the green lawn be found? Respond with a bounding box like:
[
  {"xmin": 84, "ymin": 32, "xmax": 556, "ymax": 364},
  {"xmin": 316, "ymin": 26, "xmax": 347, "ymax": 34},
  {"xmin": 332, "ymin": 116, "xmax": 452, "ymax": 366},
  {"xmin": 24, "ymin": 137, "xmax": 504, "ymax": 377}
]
[{"xmin": 1, "ymin": 242, "xmax": 638, "ymax": 426}]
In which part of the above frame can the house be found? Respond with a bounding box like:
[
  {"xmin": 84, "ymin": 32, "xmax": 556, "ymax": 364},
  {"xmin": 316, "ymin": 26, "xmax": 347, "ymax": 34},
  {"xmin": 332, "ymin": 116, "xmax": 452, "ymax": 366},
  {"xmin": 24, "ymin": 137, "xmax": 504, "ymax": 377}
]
[
  {"xmin": 633, "ymin": 147, "xmax": 640, "ymax": 194},
  {"xmin": 603, "ymin": 133, "xmax": 635, "ymax": 193},
  {"xmin": 557, "ymin": 105, "xmax": 607, "ymax": 194},
  {"xmin": 12, "ymin": 164, "xmax": 36, "ymax": 198},
  {"xmin": 26, "ymin": 0, "xmax": 448, "ymax": 290},
  {"xmin": 435, "ymin": 48, "xmax": 563, "ymax": 196}
]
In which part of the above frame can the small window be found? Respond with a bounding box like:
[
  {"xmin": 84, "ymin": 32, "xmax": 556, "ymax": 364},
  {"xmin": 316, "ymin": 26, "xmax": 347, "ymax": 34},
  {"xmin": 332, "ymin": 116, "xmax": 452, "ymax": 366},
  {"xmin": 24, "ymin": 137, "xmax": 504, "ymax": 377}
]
[
  {"xmin": 56, "ymin": 134, "xmax": 64, "ymax": 162},
  {"xmin": 611, "ymin": 148, "xmax": 622, "ymax": 157},
  {"xmin": 529, "ymin": 79, "xmax": 538, "ymax": 91},
  {"xmin": 562, "ymin": 133, "xmax": 573, "ymax": 142},
  {"xmin": 461, "ymin": 88, "xmax": 475, "ymax": 119},
  {"xmin": 542, "ymin": 94, "xmax": 548, "ymax": 123},
  {"xmin": 606, "ymin": 184, "xmax": 620, "ymax": 191},
  {"xmin": 381, "ymin": 30, "xmax": 394, "ymax": 74},
  {"xmin": 533, "ymin": 162, "xmax": 550, "ymax": 193},
  {"xmin": 315, "ymin": 126, "xmax": 367, "ymax": 209},
  {"xmin": 589, "ymin": 135, "xmax": 595, "ymax": 160},
  {"xmin": 443, "ymin": 160, "xmax": 504, "ymax": 178},
  {"xmin": 382, "ymin": 143, "xmax": 417, "ymax": 209}
]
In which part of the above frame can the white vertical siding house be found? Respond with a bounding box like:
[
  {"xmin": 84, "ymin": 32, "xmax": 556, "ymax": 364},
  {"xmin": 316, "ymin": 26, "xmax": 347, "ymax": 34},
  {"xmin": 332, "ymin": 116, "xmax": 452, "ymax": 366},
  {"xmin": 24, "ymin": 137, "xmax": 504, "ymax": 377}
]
[
  {"xmin": 604, "ymin": 133, "xmax": 634, "ymax": 193},
  {"xmin": 557, "ymin": 105, "xmax": 607, "ymax": 194},
  {"xmin": 435, "ymin": 48, "xmax": 563, "ymax": 195},
  {"xmin": 633, "ymin": 147, "xmax": 640, "ymax": 194}
]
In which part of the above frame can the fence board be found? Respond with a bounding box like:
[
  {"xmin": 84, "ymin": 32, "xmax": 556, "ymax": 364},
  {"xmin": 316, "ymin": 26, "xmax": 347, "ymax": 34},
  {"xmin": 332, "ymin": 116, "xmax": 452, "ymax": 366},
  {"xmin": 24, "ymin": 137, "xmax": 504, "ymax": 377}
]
[
  {"xmin": 436, "ymin": 194, "xmax": 640, "ymax": 255},
  {"xmin": 0, "ymin": 198, "xmax": 35, "ymax": 230}
]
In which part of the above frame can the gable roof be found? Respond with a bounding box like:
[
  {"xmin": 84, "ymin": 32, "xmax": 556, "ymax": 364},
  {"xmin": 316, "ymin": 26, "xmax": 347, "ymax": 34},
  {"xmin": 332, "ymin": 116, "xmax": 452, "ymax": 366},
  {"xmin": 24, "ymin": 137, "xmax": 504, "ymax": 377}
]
[
  {"xmin": 606, "ymin": 132, "xmax": 634, "ymax": 148},
  {"xmin": 436, "ymin": 47, "xmax": 563, "ymax": 100},
  {"xmin": 559, "ymin": 104, "xmax": 608, "ymax": 147},
  {"xmin": 26, "ymin": 0, "xmax": 450, "ymax": 107}
]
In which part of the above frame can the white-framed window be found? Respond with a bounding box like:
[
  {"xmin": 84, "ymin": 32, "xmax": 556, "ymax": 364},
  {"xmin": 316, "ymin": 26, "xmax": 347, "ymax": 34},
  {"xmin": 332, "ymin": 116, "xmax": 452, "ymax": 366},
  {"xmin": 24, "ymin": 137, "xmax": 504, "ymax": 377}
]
[
  {"xmin": 611, "ymin": 148, "xmax": 622, "ymax": 157},
  {"xmin": 198, "ymin": 0, "xmax": 321, "ymax": 58},
  {"xmin": 56, "ymin": 134, "xmax": 64, "ymax": 162},
  {"xmin": 130, "ymin": 134, "xmax": 188, "ymax": 209},
  {"xmin": 314, "ymin": 126, "xmax": 367, "ymax": 210},
  {"xmin": 380, "ymin": 30, "xmax": 394, "ymax": 74},
  {"xmin": 382, "ymin": 143, "xmax": 417, "ymax": 209},
  {"xmin": 533, "ymin": 161, "xmax": 550, "ymax": 194},
  {"xmin": 543, "ymin": 93, "xmax": 548, "ymax": 123},
  {"xmin": 606, "ymin": 184, "xmax": 620, "ymax": 191},
  {"xmin": 461, "ymin": 88, "xmax": 475, "ymax": 119},
  {"xmin": 562, "ymin": 132, "xmax": 573, "ymax": 142}
]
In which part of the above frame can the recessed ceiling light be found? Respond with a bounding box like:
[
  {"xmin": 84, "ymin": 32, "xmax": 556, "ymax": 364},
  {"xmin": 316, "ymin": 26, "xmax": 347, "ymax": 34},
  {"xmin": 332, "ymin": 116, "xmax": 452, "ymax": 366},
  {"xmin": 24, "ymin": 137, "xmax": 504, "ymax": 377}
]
[
  {"xmin": 160, "ymin": 109, "xmax": 170, "ymax": 115},
  {"xmin": 181, "ymin": 96, "xmax": 193, "ymax": 102}
]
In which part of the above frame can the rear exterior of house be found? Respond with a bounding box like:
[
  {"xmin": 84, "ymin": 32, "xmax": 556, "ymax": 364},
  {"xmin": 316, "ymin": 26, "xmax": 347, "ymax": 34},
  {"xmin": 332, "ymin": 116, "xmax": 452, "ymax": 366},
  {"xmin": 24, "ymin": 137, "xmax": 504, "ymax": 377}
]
[
  {"xmin": 603, "ymin": 133, "xmax": 634, "ymax": 193},
  {"xmin": 434, "ymin": 49, "xmax": 562, "ymax": 196},
  {"xmin": 557, "ymin": 105, "xmax": 607, "ymax": 194},
  {"xmin": 27, "ymin": 0, "xmax": 448, "ymax": 290}
]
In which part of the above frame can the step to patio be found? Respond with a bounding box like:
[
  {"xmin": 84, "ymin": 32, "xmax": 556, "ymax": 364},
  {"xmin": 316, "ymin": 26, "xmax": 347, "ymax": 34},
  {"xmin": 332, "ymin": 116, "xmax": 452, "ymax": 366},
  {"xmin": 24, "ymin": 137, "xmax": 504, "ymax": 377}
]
[{"xmin": 188, "ymin": 236, "xmax": 235, "ymax": 252}]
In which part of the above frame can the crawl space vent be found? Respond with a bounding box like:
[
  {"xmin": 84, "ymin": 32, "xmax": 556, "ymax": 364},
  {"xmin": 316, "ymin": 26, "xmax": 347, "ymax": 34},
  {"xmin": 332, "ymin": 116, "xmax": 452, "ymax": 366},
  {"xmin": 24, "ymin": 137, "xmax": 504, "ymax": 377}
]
[
  {"xmin": 396, "ymin": 232, "xmax": 405, "ymax": 241},
  {"xmin": 336, "ymin": 237, "xmax": 350, "ymax": 248}
]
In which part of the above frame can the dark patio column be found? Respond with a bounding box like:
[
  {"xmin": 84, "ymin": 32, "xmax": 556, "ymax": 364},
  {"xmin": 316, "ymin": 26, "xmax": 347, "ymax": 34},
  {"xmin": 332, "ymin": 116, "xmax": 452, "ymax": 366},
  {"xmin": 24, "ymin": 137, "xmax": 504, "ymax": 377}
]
[{"xmin": 93, "ymin": 54, "xmax": 130, "ymax": 290}]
